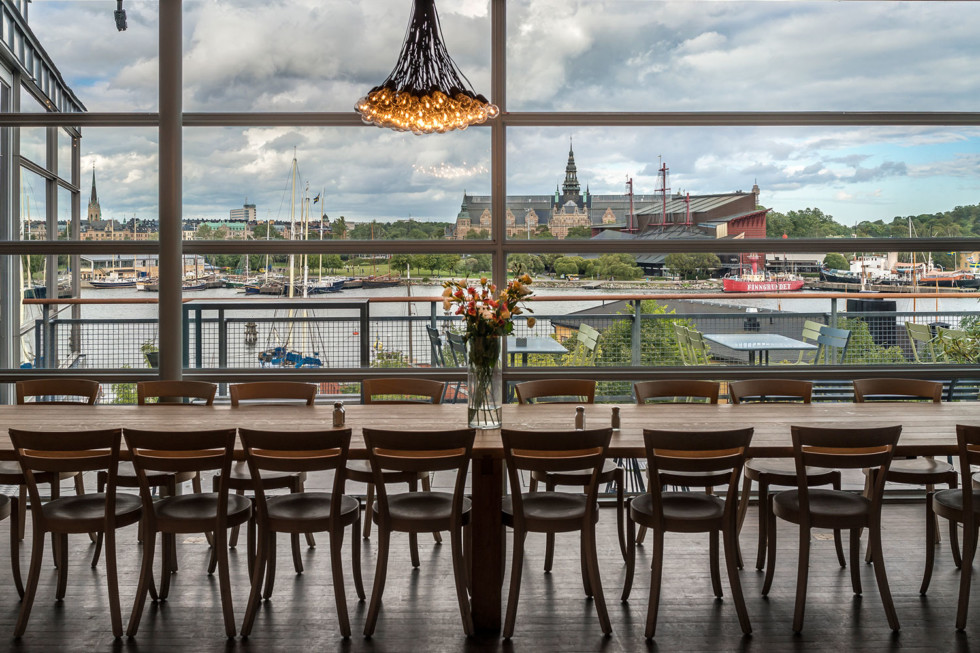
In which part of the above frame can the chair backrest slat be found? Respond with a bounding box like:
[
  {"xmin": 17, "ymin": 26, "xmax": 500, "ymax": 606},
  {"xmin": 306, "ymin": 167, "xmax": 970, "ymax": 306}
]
[
  {"xmin": 634, "ymin": 380, "xmax": 720, "ymax": 404},
  {"xmin": 363, "ymin": 378, "xmax": 445, "ymax": 404},
  {"xmin": 138, "ymin": 380, "xmax": 217, "ymax": 405},
  {"xmin": 515, "ymin": 379, "xmax": 596, "ymax": 405},
  {"xmin": 853, "ymin": 378, "xmax": 942, "ymax": 403},
  {"xmin": 729, "ymin": 379, "xmax": 812, "ymax": 404},
  {"xmin": 16, "ymin": 378, "xmax": 100, "ymax": 405},
  {"xmin": 230, "ymin": 382, "xmax": 317, "ymax": 406}
]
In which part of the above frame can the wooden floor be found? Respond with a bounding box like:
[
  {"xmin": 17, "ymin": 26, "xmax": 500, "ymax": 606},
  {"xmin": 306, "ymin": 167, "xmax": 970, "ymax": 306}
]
[{"xmin": 0, "ymin": 490, "xmax": 977, "ymax": 651}]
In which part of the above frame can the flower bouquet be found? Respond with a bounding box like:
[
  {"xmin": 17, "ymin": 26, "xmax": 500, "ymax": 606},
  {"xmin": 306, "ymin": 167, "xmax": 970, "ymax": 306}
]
[{"xmin": 442, "ymin": 275, "xmax": 535, "ymax": 428}]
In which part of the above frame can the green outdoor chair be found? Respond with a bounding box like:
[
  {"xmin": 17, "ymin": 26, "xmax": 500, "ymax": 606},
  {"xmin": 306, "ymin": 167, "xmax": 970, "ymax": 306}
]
[
  {"xmin": 788, "ymin": 320, "xmax": 825, "ymax": 365},
  {"xmin": 906, "ymin": 322, "xmax": 938, "ymax": 363},
  {"xmin": 814, "ymin": 325, "xmax": 851, "ymax": 365},
  {"xmin": 672, "ymin": 323, "xmax": 693, "ymax": 366},
  {"xmin": 686, "ymin": 328, "xmax": 715, "ymax": 365},
  {"xmin": 571, "ymin": 323, "xmax": 601, "ymax": 366}
]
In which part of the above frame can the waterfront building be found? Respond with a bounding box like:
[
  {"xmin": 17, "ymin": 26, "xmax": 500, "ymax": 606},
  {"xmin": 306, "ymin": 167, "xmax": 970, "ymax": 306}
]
[{"xmin": 229, "ymin": 202, "xmax": 257, "ymax": 222}]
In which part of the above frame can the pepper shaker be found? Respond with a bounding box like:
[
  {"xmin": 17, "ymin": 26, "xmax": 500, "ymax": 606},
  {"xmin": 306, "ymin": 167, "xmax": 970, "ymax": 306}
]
[
  {"xmin": 332, "ymin": 401, "xmax": 345, "ymax": 427},
  {"xmin": 611, "ymin": 406, "xmax": 620, "ymax": 430},
  {"xmin": 574, "ymin": 405, "xmax": 586, "ymax": 430}
]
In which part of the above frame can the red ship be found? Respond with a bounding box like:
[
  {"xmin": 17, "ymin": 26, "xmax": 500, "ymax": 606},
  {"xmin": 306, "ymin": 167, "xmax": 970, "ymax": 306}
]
[{"xmin": 722, "ymin": 253, "xmax": 805, "ymax": 293}]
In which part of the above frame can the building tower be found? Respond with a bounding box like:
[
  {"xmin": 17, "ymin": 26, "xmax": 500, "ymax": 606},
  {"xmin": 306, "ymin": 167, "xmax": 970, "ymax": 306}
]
[
  {"xmin": 561, "ymin": 138, "xmax": 581, "ymax": 205},
  {"xmin": 87, "ymin": 165, "xmax": 102, "ymax": 222}
]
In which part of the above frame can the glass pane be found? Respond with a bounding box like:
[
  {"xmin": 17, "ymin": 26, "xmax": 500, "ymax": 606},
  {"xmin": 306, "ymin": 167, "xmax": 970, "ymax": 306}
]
[
  {"xmin": 181, "ymin": 0, "xmax": 490, "ymax": 113},
  {"xmin": 507, "ymin": 0, "xmax": 980, "ymax": 112},
  {"xmin": 504, "ymin": 126, "xmax": 980, "ymax": 240},
  {"xmin": 184, "ymin": 127, "xmax": 490, "ymax": 239},
  {"xmin": 18, "ymin": 127, "xmax": 45, "ymax": 167},
  {"xmin": 19, "ymin": 166, "xmax": 47, "ymax": 240},
  {"xmin": 57, "ymin": 128, "xmax": 74, "ymax": 183},
  {"xmin": 26, "ymin": 1, "xmax": 159, "ymax": 111}
]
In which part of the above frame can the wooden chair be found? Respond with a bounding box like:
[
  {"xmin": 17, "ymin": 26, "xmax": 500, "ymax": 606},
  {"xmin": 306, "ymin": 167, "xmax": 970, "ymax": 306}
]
[
  {"xmin": 94, "ymin": 381, "xmax": 218, "ymax": 570},
  {"xmin": 355, "ymin": 378, "xmax": 446, "ymax": 548},
  {"xmin": 634, "ymin": 380, "xmax": 720, "ymax": 404},
  {"xmin": 621, "ymin": 427, "xmax": 754, "ymax": 638},
  {"xmin": 853, "ymin": 378, "xmax": 957, "ymax": 584},
  {"xmin": 933, "ymin": 424, "xmax": 980, "ymax": 630},
  {"xmin": 731, "ymin": 380, "xmax": 845, "ymax": 572},
  {"xmin": 137, "ymin": 380, "xmax": 217, "ymax": 405},
  {"xmin": 0, "ymin": 494, "xmax": 10, "ymax": 593},
  {"xmin": 239, "ymin": 427, "xmax": 363, "ymax": 638},
  {"xmin": 230, "ymin": 381, "xmax": 317, "ymax": 406},
  {"xmin": 9, "ymin": 427, "xmax": 142, "ymax": 638},
  {"xmin": 500, "ymin": 427, "xmax": 613, "ymax": 638},
  {"xmin": 764, "ymin": 424, "xmax": 902, "ymax": 633},
  {"xmin": 123, "ymin": 428, "xmax": 251, "ymax": 638},
  {"xmin": 906, "ymin": 321, "xmax": 938, "ymax": 363},
  {"xmin": 515, "ymin": 379, "xmax": 626, "ymax": 564},
  {"xmin": 361, "ymin": 427, "xmax": 476, "ymax": 637}
]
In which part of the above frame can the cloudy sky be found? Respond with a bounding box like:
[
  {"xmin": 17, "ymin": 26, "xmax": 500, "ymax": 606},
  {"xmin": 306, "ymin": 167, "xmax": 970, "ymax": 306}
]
[{"xmin": 24, "ymin": 0, "xmax": 980, "ymax": 227}]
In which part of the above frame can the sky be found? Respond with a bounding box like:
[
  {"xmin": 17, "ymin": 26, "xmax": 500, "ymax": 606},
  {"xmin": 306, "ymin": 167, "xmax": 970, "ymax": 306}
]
[{"xmin": 22, "ymin": 0, "xmax": 980, "ymax": 228}]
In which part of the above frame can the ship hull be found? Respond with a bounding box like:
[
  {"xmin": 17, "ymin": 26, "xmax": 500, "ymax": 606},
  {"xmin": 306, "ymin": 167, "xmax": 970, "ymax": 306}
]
[{"xmin": 722, "ymin": 278, "xmax": 804, "ymax": 292}]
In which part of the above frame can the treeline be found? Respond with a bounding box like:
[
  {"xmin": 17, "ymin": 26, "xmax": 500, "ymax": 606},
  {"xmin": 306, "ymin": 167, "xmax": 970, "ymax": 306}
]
[{"xmin": 766, "ymin": 203, "xmax": 980, "ymax": 240}]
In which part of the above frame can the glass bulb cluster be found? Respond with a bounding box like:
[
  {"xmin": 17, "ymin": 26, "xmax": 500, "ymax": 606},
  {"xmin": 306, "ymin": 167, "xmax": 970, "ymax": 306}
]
[{"xmin": 356, "ymin": 87, "xmax": 499, "ymax": 135}]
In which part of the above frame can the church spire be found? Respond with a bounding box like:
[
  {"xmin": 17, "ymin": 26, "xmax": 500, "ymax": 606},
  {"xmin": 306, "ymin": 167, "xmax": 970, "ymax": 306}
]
[
  {"xmin": 87, "ymin": 165, "xmax": 102, "ymax": 222},
  {"xmin": 561, "ymin": 137, "xmax": 581, "ymax": 203},
  {"xmin": 90, "ymin": 165, "xmax": 98, "ymax": 205}
]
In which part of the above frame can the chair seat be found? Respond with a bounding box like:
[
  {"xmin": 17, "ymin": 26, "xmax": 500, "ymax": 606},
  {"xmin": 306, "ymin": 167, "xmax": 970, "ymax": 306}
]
[
  {"xmin": 153, "ymin": 492, "xmax": 252, "ymax": 531},
  {"xmin": 885, "ymin": 458, "xmax": 955, "ymax": 485},
  {"xmin": 266, "ymin": 492, "xmax": 360, "ymax": 529},
  {"xmin": 773, "ymin": 489, "xmax": 871, "ymax": 529},
  {"xmin": 0, "ymin": 494, "xmax": 10, "ymax": 521},
  {"xmin": 42, "ymin": 493, "xmax": 142, "ymax": 531},
  {"xmin": 0, "ymin": 460, "xmax": 57, "ymax": 485},
  {"xmin": 933, "ymin": 489, "xmax": 980, "ymax": 519},
  {"xmin": 973, "ymin": 472, "xmax": 980, "ymax": 490},
  {"xmin": 502, "ymin": 492, "xmax": 597, "ymax": 533},
  {"xmin": 345, "ymin": 459, "xmax": 419, "ymax": 484},
  {"xmin": 745, "ymin": 459, "xmax": 836, "ymax": 485},
  {"xmin": 530, "ymin": 459, "xmax": 620, "ymax": 487},
  {"xmin": 379, "ymin": 492, "xmax": 471, "ymax": 530},
  {"xmin": 219, "ymin": 462, "xmax": 305, "ymax": 491},
  {"xmin": 630, "ymin": 491, "xmax": 725, "ymax": 530}
]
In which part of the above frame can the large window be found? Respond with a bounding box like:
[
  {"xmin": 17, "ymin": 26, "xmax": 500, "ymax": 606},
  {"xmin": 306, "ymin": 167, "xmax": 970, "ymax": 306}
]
[{"xmin": 1, "ymin": 0, "xmax": 979, "ymax": 397}]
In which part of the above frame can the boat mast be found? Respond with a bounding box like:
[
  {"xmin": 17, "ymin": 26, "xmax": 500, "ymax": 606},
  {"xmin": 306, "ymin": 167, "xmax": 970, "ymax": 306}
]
[
  {"xmin": 302, "ymin": 182, "xmax": 309, "ymax": 299},
  {"xmin": 288, "ymin": 148, "xmax": 297, "ymax": 299}
]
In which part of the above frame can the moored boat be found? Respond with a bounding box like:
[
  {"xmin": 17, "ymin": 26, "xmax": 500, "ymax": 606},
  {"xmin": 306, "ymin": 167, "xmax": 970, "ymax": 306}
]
[{"xmin": 722, "ymin": 275, "xmax": 804, "ymax": 292}]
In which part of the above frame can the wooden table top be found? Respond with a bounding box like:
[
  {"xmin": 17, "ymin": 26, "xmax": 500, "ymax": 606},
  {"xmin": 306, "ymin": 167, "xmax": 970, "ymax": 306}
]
[{"xmin": 0, "ymin": 402, "xmax": 977, "ymax": 459}]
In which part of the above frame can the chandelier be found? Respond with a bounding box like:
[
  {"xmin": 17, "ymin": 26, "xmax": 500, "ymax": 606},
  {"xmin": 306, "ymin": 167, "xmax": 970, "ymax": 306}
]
[{"xmin": 355, "ymin": 0, "xmax": 499, "ymax": 135}]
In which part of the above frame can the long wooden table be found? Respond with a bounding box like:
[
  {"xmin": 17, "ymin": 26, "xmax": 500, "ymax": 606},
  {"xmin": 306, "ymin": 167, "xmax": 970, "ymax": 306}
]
[{"xmin": 0, "ymin": 402, "xmax": 977, "ymax": 633}]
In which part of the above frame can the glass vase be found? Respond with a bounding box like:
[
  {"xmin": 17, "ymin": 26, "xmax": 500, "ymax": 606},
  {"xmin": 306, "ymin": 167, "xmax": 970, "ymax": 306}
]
[{"xmin": 467, "ymin": 335, "xmax": 502, "ymax": 429}]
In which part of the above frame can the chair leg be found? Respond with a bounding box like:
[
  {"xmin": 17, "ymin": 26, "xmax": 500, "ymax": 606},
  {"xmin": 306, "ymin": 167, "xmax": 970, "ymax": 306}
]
[
  {"xmin": 159, "ymin": 534, "xmax": 175, "ymax": 600},
  {"xmin": 351, "ymin": 516, "xmax": 365, "ymax": 601},
  {"xmin": 296, "ymin": 478, "xmax": 317, "ymax": 549},
  {"xmin": 585, "ymin": 520, "xmax": 611, "ymax": 636},
  {"xmin": 949, "ymin": 474, "xmax": 962, "ymax": 568},
  {"xmin": 450, "ymin": 523, "xmax": 474, "ymax": 636},
  {"xmin": 463, "ymin": 523, "xmax": 472, "ymax": 592},
  {"xmin": 544, "ymin": 480, "xmax": 556, "ymax": 573},
  {"xmin": 644, "ymin": 528, "xmax": 665, "ymax": 640},
  {"xmin": 55, "ymin": 533, "xmax": 69, "ymax": 601},
  {"xmin": 792, "ymin": 525, "xmax": 811, "ymax": 634},
  {"xmin": 363, "ymin": 525, "xmax": 391, "ymax": 637},
  {"xmin": 13, "ymin": 529, "xmax": 45, "ymax": 638},
  {"xmin": 735, "ymin": 473, "xmax": 752, "ymax": 570},
  {"xmin": 829, "ymin": 475, "xmax": 845, "ymax": 568},
  {"xmin": 192, "ymin": 473, "xmax": 213, "ymax": 548},
  {"xmin": 849, "ymin": 528, "xmax": 863, "ymax": 595},
  {"xmin": 9, "ymin": 495, "xmax": 24, "ymax": 599},
  {"xmin": 362, "ymin": 483, "xmax": 374, "ymax": 539},
  {"xmin": 262, "ymin": 533, "xmax": 278, "ymax": 600},
  {"xmin": 126, "ymin": 530, "xmax": 156, "ymax": 637},
  {"xmin": 869, "ymin": 520, "xmax": 900, "ymax": 632},
  {"xmin": 91, "ymin": 530, "xmax": 104, "ymax": 569},
  {"xmin": 723, "ymin": 525, "xmax": 752, "ymax": 635},
  {"xmin": 104, "ymin": 528, "xmax": 124, "ymax": 638},
  {"xmin": 503, "ymin": 528, "xmax": 526, "ymax": 639},
  {"xmin": 956, "ymin": 523, "xmax": 978, "ymax": 631},
  {"xmin": 420, "ymin": 474, "xmax": 442, "ymax": 545},
  {"xmin": 621, "ymin": 501, "xmax": 635, "ymax": 602},
  {"xmin": 614, "ymin": 468, "xmax": 626, "ymax": 563},
  {"xmin": 229, "ymin": 488, "xmax": 245, "ymax": 548},
  {"xmin": 920, "ymin": 496, "xmax": 937, "ymax": 595},
  {"xmin": 636, "ymin": 525, "xmax": 648, "ymax": 545},
  {"xmin": 17, "ymin": 485, "xmax": 27, "ymax": 540},
  {"xmin": 709, "ymin": 530, "xmax": 722, "ymax": 598},
  {"xmin": 74, "ymin": 474, "xmax": 96, "ymax": 544},
  {"xmin": 290, "ymin": 532, "xmax": 303, "ymax": 574},
  {"xmin": 762, "ymin": 493, "xmax": 778, "ymax": 597},
  {"xmin": 580, "ymin": 529, "xmax": 593, "ymax": 598},
  {"xmin": 329, "ymin": 528, "xmax": 352, "ymax": 638},
  {"xmin": 214, "ymin": 527, "xmax": 238, "ymax": 638},
  {"xmin": 240, "ymin": 521, "xmax": 268, "ymax": 638},
  {"xmin": 755, "ymin": 479, "xmax": 769, "ymax": 570}
]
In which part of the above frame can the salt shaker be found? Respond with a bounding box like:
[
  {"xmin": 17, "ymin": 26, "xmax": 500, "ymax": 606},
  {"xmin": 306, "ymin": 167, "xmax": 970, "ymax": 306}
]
[
  {"xmin": 611, "ymin": 406, "xmax": 620, "ymax": 430},
  {"xmin": 332, "ymin": 401, "xmax": 345, "ymax": 427},
  {"xmin": 574, "ymin": 405, "xmax": 586, "ymax": 430}
]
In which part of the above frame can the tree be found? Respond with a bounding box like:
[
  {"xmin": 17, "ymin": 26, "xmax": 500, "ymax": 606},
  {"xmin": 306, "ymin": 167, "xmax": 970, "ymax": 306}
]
[
  {"xmin": 593, "ymin": 253, "xmax": 644, "ymax": 280},
  {"xmin": 823, "ymin": 253, "xmax": 849, "ymax": 270},
  {"xmin": 553, "ymin": 257, "xmax": 580, "ymax": 277},
  {"xmin": 195, "ymin": 224, "xmax": 214, "ymax": 240},
  {"xmin": 252, "ymin": 222, "xmax": 283, "ymax": 240},
  {"xmin": 323, "ymin": 254, "xmax": 343, "ymax": 272},
  {"xmin": 664, "ymin": 252, "xmax": 720, "ymax": 280},
  {"xmin": 508, "ymin": 254, "xmax": 544, "ymax": 276},
  {"xmin": 565, "ymin": 225, "xmax": 592, "ymax": 239},
  {"xmin": 464, "ymin": 229, "xmax": 490, "ymax": 240},
  {"xmin": 331, "ymin": 216, "xmax": 348, "ymax": 239},
  {"xmin": 532, "ymin": 225, "xmax": 554, "ymax": 239},
  {"xmin": 765, "ymin": 207, "xmax": 850, "ymax": 239}
]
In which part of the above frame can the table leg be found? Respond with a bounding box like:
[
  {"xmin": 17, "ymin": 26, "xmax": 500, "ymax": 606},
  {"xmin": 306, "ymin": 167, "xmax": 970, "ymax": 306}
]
[{"xmin": 470, "ymin": 455, "xmax": 503, "ymax": 632}]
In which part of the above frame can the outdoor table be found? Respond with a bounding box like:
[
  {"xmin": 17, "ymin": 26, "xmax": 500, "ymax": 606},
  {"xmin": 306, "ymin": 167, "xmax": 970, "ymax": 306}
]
[
  {"xmin": 505, "ymin": 335, "xmax": 568, "ymax": 366},
  {"xmin": 0, "ymin": 401, "xmax": 974, "ymax": 633},
  {"xmin": 702, "ymin": 332, "xmax": 818, "ymax": 366}
]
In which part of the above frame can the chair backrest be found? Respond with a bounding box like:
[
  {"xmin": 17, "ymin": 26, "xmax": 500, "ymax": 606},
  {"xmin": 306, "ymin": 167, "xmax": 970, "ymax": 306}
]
[
  {"xmin": 515, "ymin": 379, "xmax": 596, "ymax": 404},
  {"xmin": 229, "ymin": 381, "xmax": 317, "ymax": 406},
  {"xmin": 905, "ymin": 322, "xmax": 937, "ymax": 363},
  {"xmin": 10, "ymin": 428, "xmax": 122, "ymax": 530},
  {"xmin": 572, "ymin": 324, "xmax": 600, "ymax": 365},
  {"xmin": 634, "ymin": 380, "xmax": 720, "ymax": 404},
  {"xmin": 729, "ymin": 379, "xmax": 812, "ymax": 404},
  {"xmin": 853, "ymin": 378, "xmax": 942, "ymax": 403},
  {"xmin": 955, "ymin": 424, "xmax": 980, "ymax": 529},
  {"xmin": 794, "ymin": 320, "xmax": 825, "ymax": 364},
  {"xmin": 123, "ymin": 428, "xmax": 238, "ymax": 525},
  {"xmin": 686, "ymin": 329, "xmax": 712, "ymax": 365},
  {"xmin": 642, "ymin": 427, "xmax": 753, "ymax": 519},
  {"xmin": 790, "ymin": 424, "xmax": 901, "ymax": 518},
  {"xmin": 816, "ymin": 325, "xmax": 851, "ymax": 364},
  {"xmin": 426, "ymin": 326, "xmax": 446, "ymax": 368},
  {"xmin": 362, "ymin": 427, "xmax": 475, "ymax": 527},
  {"xmin": 137, "ymin": 380, "xmax": 217, "ymax": 405},
  {"xmin": 446, "ymin": 332, "xmax": 467, "ymax": 366},
  {"xmin": 672, "ymin": 323, "xmax": 692, "ymax": 366},
  {"xmin": 362, "ymin": 378, "xmax": 445, "ymax": 404},
  {"xmin": 501, "ymin": 427, "xmax": 612, "ymax": 526},
  {"xmin": 16, "ymin": 378, "xmax": 100, "ymax": 405},
  {"xmin": 240, "ymin": 427, "xmax": 352, "ymax": 525}
]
